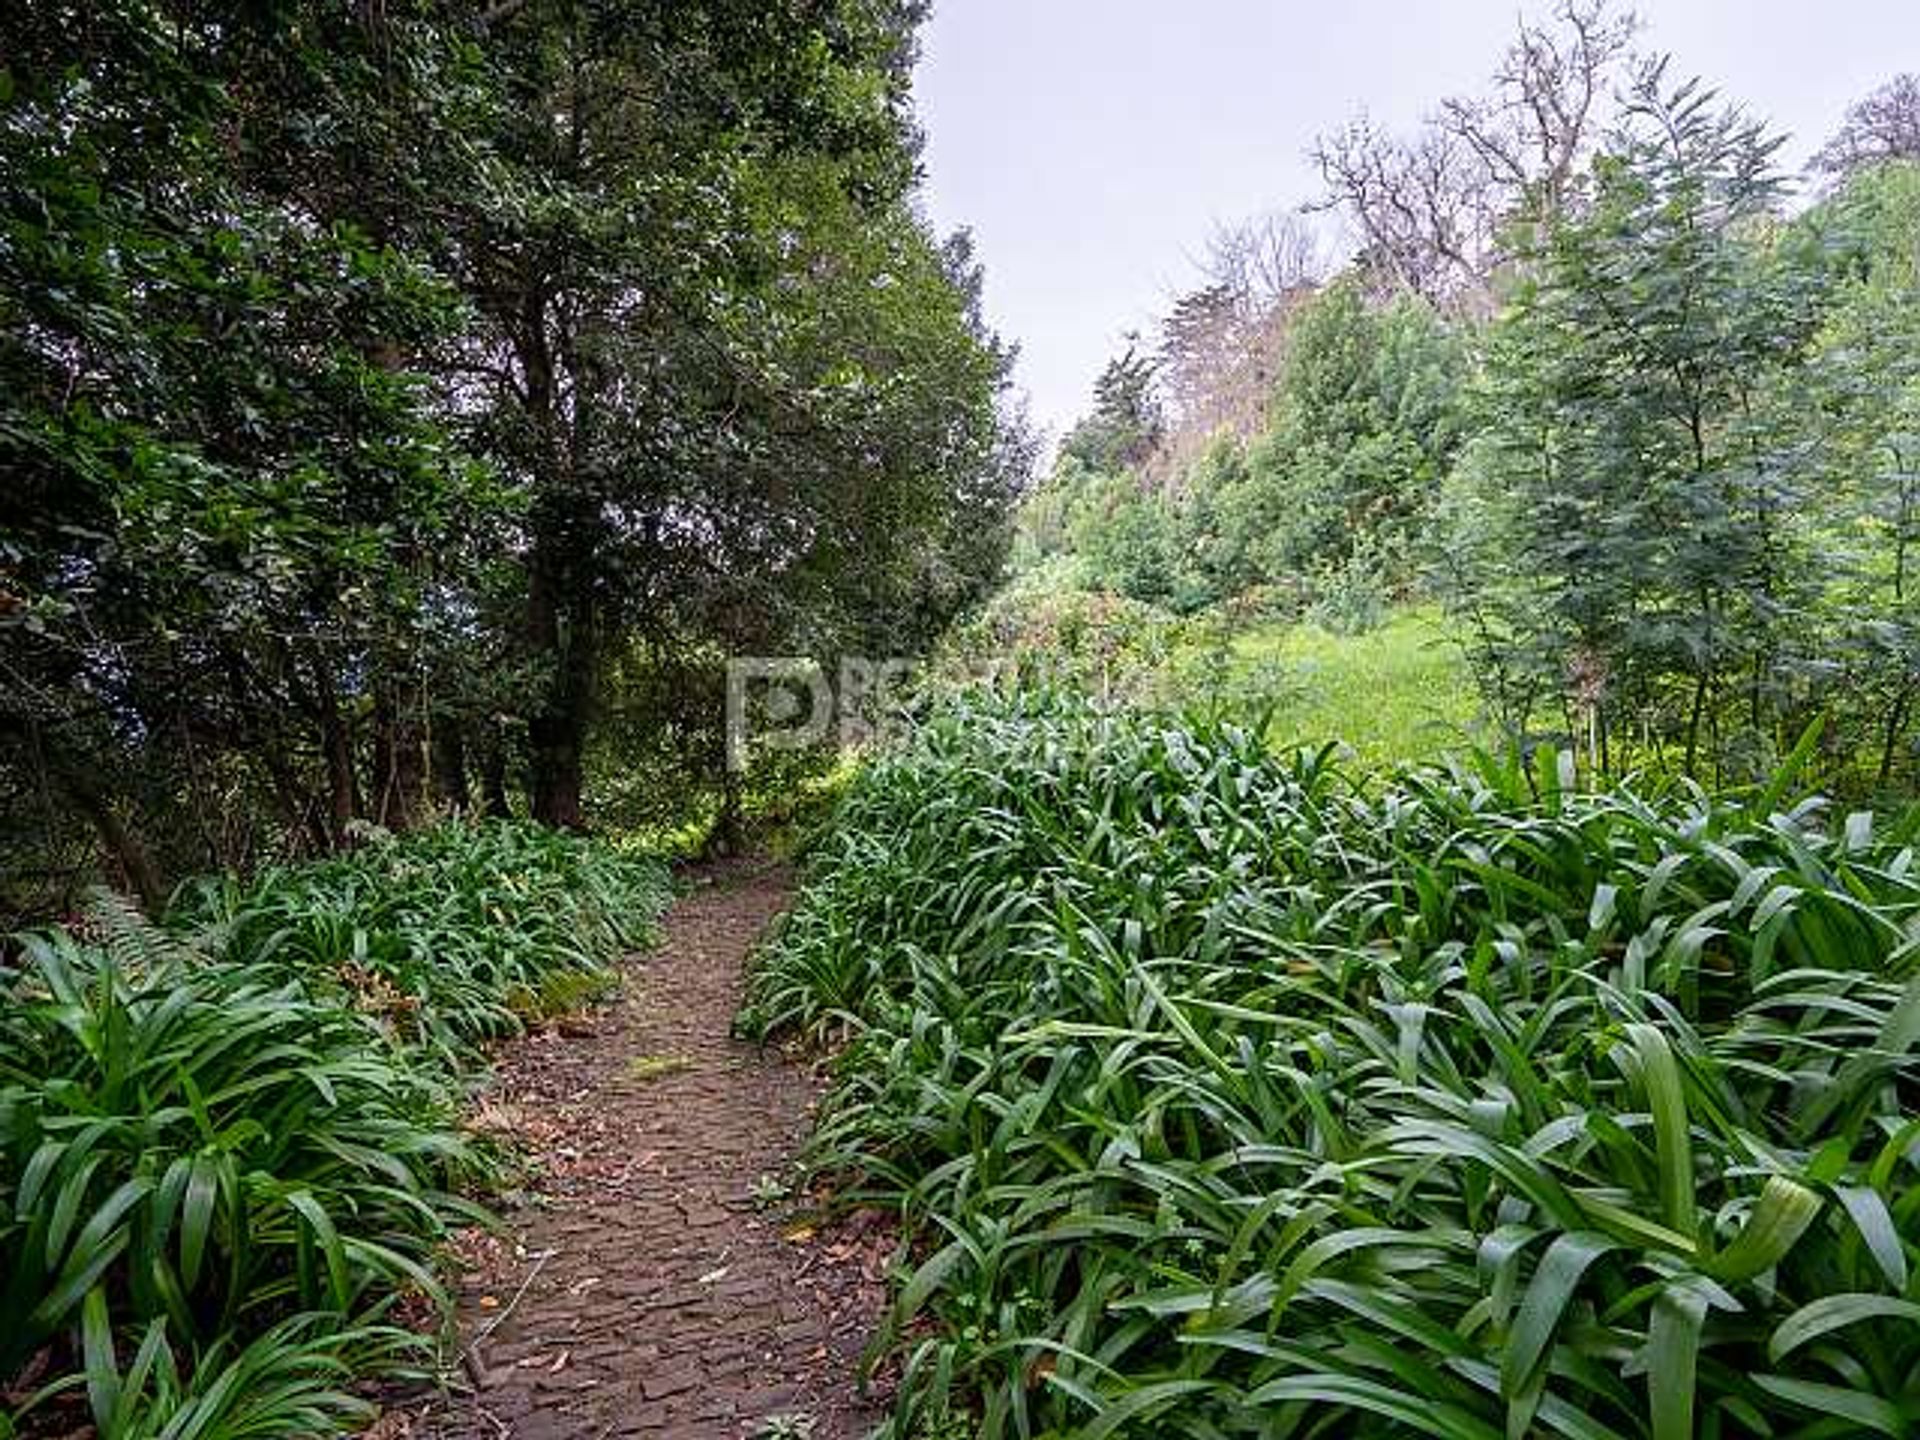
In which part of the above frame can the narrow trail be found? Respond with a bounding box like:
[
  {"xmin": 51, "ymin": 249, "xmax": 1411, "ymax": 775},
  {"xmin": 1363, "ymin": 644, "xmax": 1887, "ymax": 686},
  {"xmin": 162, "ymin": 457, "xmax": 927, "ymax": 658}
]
[{"xmin": 405, "ymin": 859, "xmax": 888, "ymax": 1440}]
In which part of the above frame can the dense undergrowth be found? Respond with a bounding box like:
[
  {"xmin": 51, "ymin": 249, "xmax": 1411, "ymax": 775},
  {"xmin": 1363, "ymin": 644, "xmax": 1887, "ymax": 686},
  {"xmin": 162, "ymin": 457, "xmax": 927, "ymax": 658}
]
[
  {"xmin": 0, "ymin": 823, "xmax": 671, "ymax": 1438},
  {"xmin": 742, "ymin": 695, "xmax": 1920, "ymax": 1438},
  {"xmin": 935, "ymin": 579, "xmax": 1475, "ymax": 771}
]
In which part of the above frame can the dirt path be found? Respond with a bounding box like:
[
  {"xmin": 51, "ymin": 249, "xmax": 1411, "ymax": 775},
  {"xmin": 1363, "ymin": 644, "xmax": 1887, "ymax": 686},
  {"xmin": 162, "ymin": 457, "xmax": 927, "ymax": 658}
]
[{"xmin": 403, "ymin": 859, "xmax": 888, "ymax": 1440}]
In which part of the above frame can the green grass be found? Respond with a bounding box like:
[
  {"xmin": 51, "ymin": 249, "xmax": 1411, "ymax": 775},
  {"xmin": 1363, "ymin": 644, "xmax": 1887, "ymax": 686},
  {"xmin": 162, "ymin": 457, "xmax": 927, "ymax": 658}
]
[
  {"xmin": 742, "ymin": 693, "xmax": 1920, "ymax": 1439},
  {"xmin": 1177, "ymin": 605, "xmax": 1478, "ymax": 768},
  {"xmin": 938, "ymin": 581, "xmax": 1480, "ymax": 773},
  {"xmin": 2, "ymin": 822, "xmax": 673, "ymax": 1439}
]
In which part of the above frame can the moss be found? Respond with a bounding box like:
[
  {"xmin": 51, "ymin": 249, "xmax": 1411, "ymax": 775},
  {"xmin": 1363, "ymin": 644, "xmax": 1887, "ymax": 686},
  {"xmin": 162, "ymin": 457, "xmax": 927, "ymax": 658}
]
[{"xmin": 627, "ymin": 1053, "xmax": 695, "ymax": 1082}]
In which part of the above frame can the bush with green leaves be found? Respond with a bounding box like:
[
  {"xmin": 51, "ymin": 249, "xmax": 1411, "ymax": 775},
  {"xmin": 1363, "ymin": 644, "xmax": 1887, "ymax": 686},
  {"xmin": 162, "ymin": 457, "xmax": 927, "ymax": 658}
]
[
  {"xmin": 3, "ymin": 822, "xmax": 673, "ymax": 1438},
  {"xmin": 929, "ymin": 579, "xmax": 1192, "ymax": 710},
  {"xmin": 0, "ymin": 914, "xmax": 472, "ymax": 1435},
  {"xmin": 744, "ymin": 695, "xmax": 1920, "ymax": 1438},
  {"xmin": 176, "ymin": 821, "xmax": 674, "ymax": 1059}
]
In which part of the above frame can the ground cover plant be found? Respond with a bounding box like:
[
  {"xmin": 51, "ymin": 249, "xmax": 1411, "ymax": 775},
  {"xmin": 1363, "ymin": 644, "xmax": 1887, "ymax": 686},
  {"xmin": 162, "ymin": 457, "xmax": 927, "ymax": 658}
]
[
  {"xmin": 742, "ymin": 694, "xmax": 1920, "ymax": 1438},
  {"xmin": 1, "ymin": 823, "xmax": 672, "ymax": 1437},
  {"xmin": 178, "ymin": 822, "xmax": 675, "ymax": 1059}
]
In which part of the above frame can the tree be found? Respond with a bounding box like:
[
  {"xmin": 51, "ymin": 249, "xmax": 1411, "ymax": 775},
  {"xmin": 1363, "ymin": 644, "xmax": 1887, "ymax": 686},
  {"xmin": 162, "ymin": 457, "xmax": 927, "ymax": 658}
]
[
  {"xmin": 1813, "ymin": 74, "xmax": 1920, "ymax": 181},
  {"xmin": 1792, "ymin": 162, "xmax": 1920, "ymax": 786},
  {"xmin": 0, "ymin": 0, "xmax": 1025, "ymax": 909},
  {"xmin": 1234, "ymin": 277, "xmax": 1467, "ymax": 581},
  {"xmin": 432, "ymin": 0, "xmax": 1021, "ymax": 827},
  {"xmin": 1312, "ymin": 117, "xmax": 1494, "ymax": 307},
  {"xmin": 1444, "ymin": 65, "xmax": 1833, "ymax": 776},
  {"xmin": 1201, "ymin": 211, "xmax": 1327, "ymax": 308},
  {"xmin": 0, "ymin": 2, "xmax": 498, "ymax": 898},
  {"xmin": 1312, "ymin": 0, "xmax": 1639, "ymax": 308},
  {"xmin": 1059, "ymin": 340, "xmax": 1163, "ymax": 474},
  {"xmin": 1436, "ymin": 0, "xmax": 1641, "ymax": 234}
]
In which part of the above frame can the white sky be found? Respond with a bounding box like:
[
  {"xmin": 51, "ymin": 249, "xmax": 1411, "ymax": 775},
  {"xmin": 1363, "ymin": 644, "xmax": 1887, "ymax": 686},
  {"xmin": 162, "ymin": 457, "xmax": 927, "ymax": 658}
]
[{"xmin": 911, "ymin": 0, "xmax": 1920, "ymax": 442}]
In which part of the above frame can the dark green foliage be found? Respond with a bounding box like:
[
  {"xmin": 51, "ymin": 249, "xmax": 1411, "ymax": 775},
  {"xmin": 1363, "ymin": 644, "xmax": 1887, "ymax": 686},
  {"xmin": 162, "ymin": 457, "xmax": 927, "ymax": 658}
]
[
  {"xmin": 1, "ymin": 823, "xmax": 672, "ymax": 1436},
  {"xmin": 0, "ymin": 914, "xmax": 477, "ymax": 1383},
  {"xmin": 1455, "ymin": 91, "xmax": 1819, "ymax": 718},
  {"xmin": 0, "ymin": 0, "xmax": 1025, "ymax": 906},
  {"xmin": 744, "ymin": 695, "xmax": 1920, "ymax": 1437},
  {"xmin": 177, "ymin": 821, "xmax": 675, "ymax": 1056},
  {"xmin": 1438, "ymin": 72, "xmax": 1916, "ymax": 784},
  {"xmin": 0, "ymin": 0, "xmax": 499, "ymax": 902},
  {"xmin": 1019, "ymin": 278, "xmax": 1465, "ymax": 621},
  {"xmin": 1060, "ymin": 343, "xmax": 1165, "ymax": 475},
  {"xmin": 1792, "ymin": 162, "xmax": 1920, "ymax": 792},
  {"xmin": 1239, "ymin": 278, "xmax": 1469, "ymax": 578}
]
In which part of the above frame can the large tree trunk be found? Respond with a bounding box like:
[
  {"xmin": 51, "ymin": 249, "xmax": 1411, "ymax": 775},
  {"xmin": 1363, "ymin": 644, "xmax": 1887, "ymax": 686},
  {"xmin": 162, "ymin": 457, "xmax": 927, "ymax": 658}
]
[
  {"xmin": 525, "ymin": 564, "xmax": 596, "ymax": 831},
  {"xmin": 257, "ymin": 743, "xmax": 333, "ymax": 856},
  {"xmin": 480, "ymin": 722, "xmax": 513, "ymax": 819},
  {"xmin": 526, "ymin": 635, "xmax": 593, "ymax": 830},
  {"xmin": 76, "ymin": 790, "xmax": 166, "ymax": 913},
  {"xmin": 278, "ymin": 639, "xmax": 359, "ymax": 848},
  {"xmin": 306, "ymin": 654, "xmax": 362, "ymax": 846},
  {"xmin": 435, "ymin": 721, "xmax": 472, "ymax": 815},
  {"xmin": 508, "ymin": 265, "xmax": 607, "ymax": 832},
  {"xmin": 43, "ymin": 748, "xmax": 167, "ymax": 913},
  {"xmin": 528, "ymin": 717, "xmax": 585, "ymax": 828},
  {"xmin": 705, "ymin": 766, "xmax": 746, "ymax": 858}
]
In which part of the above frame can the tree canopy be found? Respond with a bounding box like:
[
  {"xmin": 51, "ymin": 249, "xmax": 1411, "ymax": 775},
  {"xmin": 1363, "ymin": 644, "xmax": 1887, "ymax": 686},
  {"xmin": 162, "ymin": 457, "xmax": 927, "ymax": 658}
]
[{"xmin": 0, "ymin": 0, "xmax": 1027, "ymax": 914}]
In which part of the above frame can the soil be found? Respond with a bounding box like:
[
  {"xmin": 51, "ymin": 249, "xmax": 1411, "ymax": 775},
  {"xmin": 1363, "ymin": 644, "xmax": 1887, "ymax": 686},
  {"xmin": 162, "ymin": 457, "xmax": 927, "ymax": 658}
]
[{"xmin": 395, "ymin": 857, "xmax": 891, "ymax": 1440}]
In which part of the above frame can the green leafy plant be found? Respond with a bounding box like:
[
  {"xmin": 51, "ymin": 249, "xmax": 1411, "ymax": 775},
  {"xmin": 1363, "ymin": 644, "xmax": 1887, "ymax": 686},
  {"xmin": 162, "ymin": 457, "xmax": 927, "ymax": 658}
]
[
  {"xmin": 0, "ymin": 909, "xmax": 478, "ymax": 1381},
  {"xmin": 744, "ymin": 692, "xmax": 1920, "ymax": 1438},
  {"xmin": 750, "ymin": 1173, "xmax": 797, "ymax": 1210},
  {"xmin": 2, "ymin": 822, "xmax": 673, "ymax": 1436},
  {"xmin": 175, "ymin": 821, "xmax": 673, "ymax": 1060},
  {"xmin": 4, "ymin": 1309, "xmax": 418, "ymax": 1440}
]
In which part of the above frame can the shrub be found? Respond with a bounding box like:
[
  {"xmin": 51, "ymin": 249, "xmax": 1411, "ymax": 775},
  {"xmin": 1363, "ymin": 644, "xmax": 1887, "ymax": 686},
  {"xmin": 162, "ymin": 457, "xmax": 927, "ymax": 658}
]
[
  {"xmin": 0, "ymin": 910, "xmax": 472, "ymax": 1431},
  {"xmin": 930, "ymin": 581, "xmax": 1189, "ymax": 710}
]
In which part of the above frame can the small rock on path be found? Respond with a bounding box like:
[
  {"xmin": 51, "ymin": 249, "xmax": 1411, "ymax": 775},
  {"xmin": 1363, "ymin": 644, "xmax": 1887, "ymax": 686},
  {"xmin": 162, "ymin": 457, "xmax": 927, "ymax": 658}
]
[{"xmin": 403, "ymin": 858, "xmax": 887, "ymax": 1439}]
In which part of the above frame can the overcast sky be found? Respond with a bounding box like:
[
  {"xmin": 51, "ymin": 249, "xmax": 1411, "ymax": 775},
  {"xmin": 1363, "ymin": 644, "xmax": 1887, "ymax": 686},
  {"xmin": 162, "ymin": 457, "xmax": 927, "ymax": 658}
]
[{"xmin": 911, "ymin": 1, "xmax": 1919, "ymax": 444}]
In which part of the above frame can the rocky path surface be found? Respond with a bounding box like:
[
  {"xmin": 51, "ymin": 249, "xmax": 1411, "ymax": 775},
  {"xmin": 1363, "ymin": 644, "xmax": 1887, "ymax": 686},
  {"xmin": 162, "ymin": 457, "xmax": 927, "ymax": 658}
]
[{"xmin": 402, "ymin": 859, "xmax": 888, "ymax": 1440}]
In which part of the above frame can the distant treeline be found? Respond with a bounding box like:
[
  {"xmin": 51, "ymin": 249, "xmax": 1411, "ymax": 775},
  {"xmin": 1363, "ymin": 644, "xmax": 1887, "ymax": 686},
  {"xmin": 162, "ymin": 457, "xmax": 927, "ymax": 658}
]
[{"xmin": 1020, "ymin": 2, "xmax": 1920, "ymax": 792}]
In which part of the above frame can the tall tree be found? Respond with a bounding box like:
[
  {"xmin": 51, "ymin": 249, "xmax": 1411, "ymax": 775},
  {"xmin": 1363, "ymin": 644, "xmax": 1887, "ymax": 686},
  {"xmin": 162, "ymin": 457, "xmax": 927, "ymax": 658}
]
[
  {"xmin": 1, "ymin": 0, "xmax": 1025, "ymax": 908},
  {"xmin": 435, "ymin": 0, "xmax": 1013, "ymax": 827},
  {"xmin": 1813, "ymin": 74, "xmax": 1920, "ymax": 181},
  {"xmin": 0, "ymin": 2, "xmax": 495, "ymax": 896},
  {"xmin": 1313, "ymin": 0, "xmax": 1639, "ymax": 307},
  {"xmin": 1059, "ymin": 340, "xmax": 1163, "ymax": 474},
  {"xmin": 1444, "ymin": 65, "xmax": 1832, "ymax": 774}
]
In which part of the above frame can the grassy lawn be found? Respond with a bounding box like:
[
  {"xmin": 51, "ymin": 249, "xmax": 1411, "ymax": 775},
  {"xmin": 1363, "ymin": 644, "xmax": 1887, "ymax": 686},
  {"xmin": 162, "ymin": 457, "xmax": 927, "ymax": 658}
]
[{"xmin": 1191, "ymin": 604, "xmax": 1480, "ymax": 767}]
